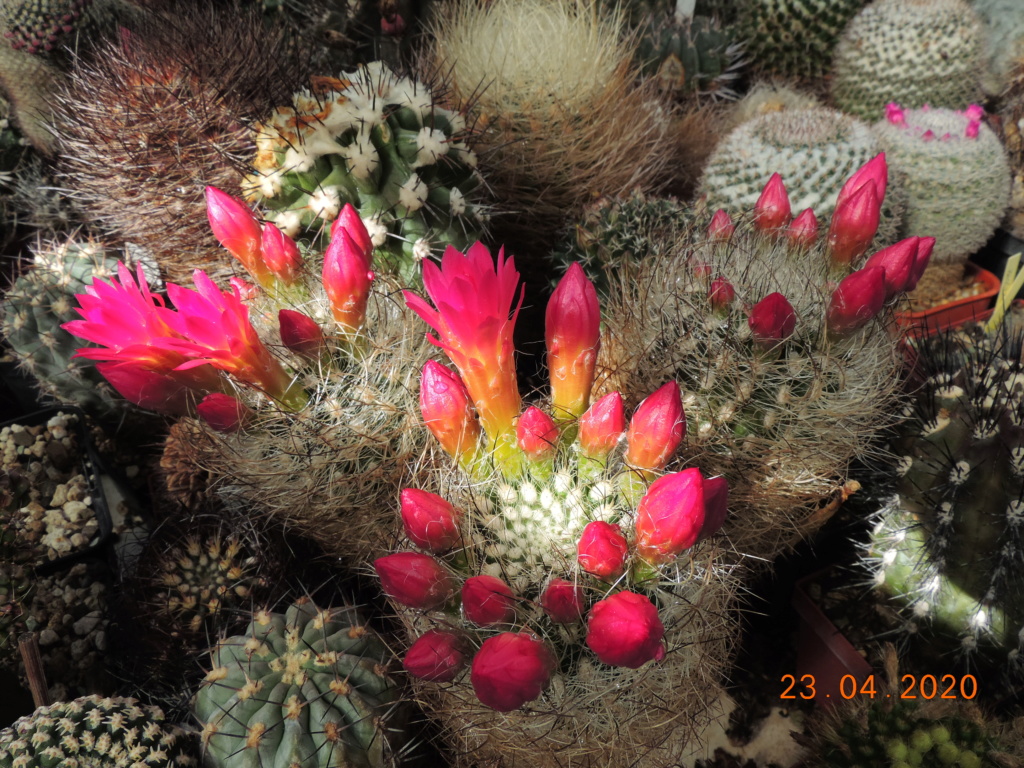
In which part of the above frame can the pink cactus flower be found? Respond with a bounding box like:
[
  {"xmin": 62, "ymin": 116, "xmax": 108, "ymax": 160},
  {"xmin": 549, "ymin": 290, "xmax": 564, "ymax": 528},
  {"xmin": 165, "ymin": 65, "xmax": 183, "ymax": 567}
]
[
  {"xmin": 586, "ymin": 591, "xmax": 666, "ymax": 669},
  {"xmin": 374, "ymin": 552, "xmax": 455, "ymax": 611},
  {"xmin": 577, "ymin": 521, "xmax": 629, "ymax": 582},
  {"xmin": 540, "ymin": 578, "xmax": 585, "ymax": 624},
  {"xmin": 826, "ymin": 266, "xmax": 887, "ymax": 338},
  {"xmin": 516, "ymin": 406, "xmax": 559, "ymax": 461},
  {"xmin": 885, "ymin": 103, "xmax": 906, "ymax": 125},
  {"xmin": 462, "ymin": 575, "xmax": 517, "ymax": 626},
  {"xmin": 196, "ymin": 393, "xmax": 250, "ymax": 433},
  {"xmin": 578, "ymin": 392, "xmax": 626, "ymax": 459},
  {"xmin": 94, "ymin": 361, "xmax": 193, "ymax": 416},
  {"xmin": 400, "ymin": 488, "xmax": 463, "ymax": 554},
  {"xmin": 403, "ymin": 629, "xmax": 468, "ymax": 682},
  {"xmin": 827, "ymin": 184, "xmax": 881, "ymax": 267},
  {"xmin": 419, "ymin": 361, "xmax": 481, "ymax": 461},
  {"xmin": 205, "ymin": 186, "xmax": 269, "ymax": 285},
  {"xmin": 753, "ymin": 173, "xmax": 792, "ymax": 232},
  {"xmin": 278, "ymin": 309, "xmax": 326, "ymax": 359},
  {"xmin": 786, "ymin": 208, "xmax": 819, "ymax": 248},
  {"xmin": 624, "ymin": 381, "xmax": 685, "ymax": 472},
  {"xmin": 634, "ymin": 468, "xmax": 706, "ymax": 565},
  {"xmin": 707, "ymin": 209, "xmax": 735, "ymax": 240},
  {"xmin": 748, "ymin": 292, "xmax": 797, "ymax": 346},
  {"xmin": 470, "ymin": 632, "xmax": 557, "ymax": 711},
  {"xmin": 546, "ymin": 263, "xmax": 601, "ymax": 419}
]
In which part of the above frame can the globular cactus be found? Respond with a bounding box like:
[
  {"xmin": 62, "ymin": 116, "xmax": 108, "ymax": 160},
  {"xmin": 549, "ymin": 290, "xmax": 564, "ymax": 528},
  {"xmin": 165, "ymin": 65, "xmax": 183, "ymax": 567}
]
[
  {"xmin": 193, "ymin": 597, "xmax": 403, "ymax": 768},
  {"xmin": 831, "ymin": 0, "xmax": 988, "ymax": 121},
  {"xmin": 871, "ymin": 104, "xmax": 1011, "ymax": 292},
  {"xmin": 243, "ymin": 60, "xmax": 486, "ymax": 284},
  {"xmin": 0, "ymin": 694, "xmax": 197, "ymax": 767},
  {"xmin": 968, "ymin": 0, "xmax": 1024, "ymax": 90}
]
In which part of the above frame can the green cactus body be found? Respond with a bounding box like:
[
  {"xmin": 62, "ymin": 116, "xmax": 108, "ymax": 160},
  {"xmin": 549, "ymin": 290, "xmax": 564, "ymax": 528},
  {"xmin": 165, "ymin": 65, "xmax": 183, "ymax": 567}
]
[
  {"xmin": 193, "ymin": 598, "xmax": 402, "ymax": 768},
  {"xmin": 737, "ymin": 0, "xmax": 868, "ymax": 81},
  {"xmin": 0, "ymin": 694, "xmax": 197, "ymax": 767},
  {"xmin": 246, "ymin": 61, "xmax": 486, "ymax": 283},
  {"xmin": 968, "ymin": 0, "xmax": 1024, "ymax": 89},
  {"xmin": 831, "ymin": 0, "xmax": 987, "ymax": 121}
]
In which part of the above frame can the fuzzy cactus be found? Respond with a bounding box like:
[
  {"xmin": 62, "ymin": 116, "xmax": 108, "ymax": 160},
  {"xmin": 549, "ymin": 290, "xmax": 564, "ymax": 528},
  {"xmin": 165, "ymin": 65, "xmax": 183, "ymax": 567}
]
[
  {"xmin": 831, "ymin": 0, "xmax": 988, "ymax": 121},
  {"xmin": 997, "ymin": 59, "xmax": 1024, "ymax": 241},
  {"xmin": 968, "ymin": 0, "xmax": 1024, "ymax": 90},
  {"xmin": 243, "ymin": 60, "xmax": 485, "ymax": 284},
  {"xmin": 0, "ymin": 694, "xmax": 197, "ymax": 767},
  {"xmin": 872, "ymin": 103, "xmax": 1011, "ymax": 290},
  {"xmin": 193, "ymin": 597, "xmax": 402, "ymax": 768}
]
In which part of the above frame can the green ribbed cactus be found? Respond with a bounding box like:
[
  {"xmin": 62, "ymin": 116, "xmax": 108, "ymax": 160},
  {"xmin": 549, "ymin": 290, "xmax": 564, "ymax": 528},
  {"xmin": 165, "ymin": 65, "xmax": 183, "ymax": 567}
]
[
  {"xmin": 737, "ymin": 0, "xmax": 868, "ymax": 81},
  {"xmin": 831, "ymin": 0, "xmax": 987, "ymax": 121},
  {"xmin": 0, "ymin": 694, "xmax": 197, "ymax": 767},
  {"xmin": 193, "ymin": 597, "xmax": 403, "ymax": 768},
  {"xmin": 245, "ymin": 60, "xmax": 486, "ymax": 283}
]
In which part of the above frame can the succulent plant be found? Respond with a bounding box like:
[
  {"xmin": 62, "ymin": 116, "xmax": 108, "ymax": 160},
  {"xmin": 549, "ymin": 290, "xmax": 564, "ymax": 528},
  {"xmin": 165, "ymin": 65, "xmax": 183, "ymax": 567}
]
[
  {"xmin": 831, "ymin": 0, "xmax": 988, "ymax": 121},
  {"xmin": 996, "ymin": 59, "xmax": 1024, "ymax": 241},
  {"xmin": 193, "ymin": 597, "xmax": 403, "ymax": 768},
  {"xmin": 0, "ymin": 694, "xmax": 198, "ymax": 767},
  {"xmin": 967, "ymin": 0, "xmax": 1024, "ymax": 90}
]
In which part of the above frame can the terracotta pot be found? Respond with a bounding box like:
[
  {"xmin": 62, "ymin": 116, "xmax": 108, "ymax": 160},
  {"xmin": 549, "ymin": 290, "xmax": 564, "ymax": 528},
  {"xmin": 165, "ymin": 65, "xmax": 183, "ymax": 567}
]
[{"xmin": 894, "ymin": 263, "xmax": 1000, "ymax": 336}]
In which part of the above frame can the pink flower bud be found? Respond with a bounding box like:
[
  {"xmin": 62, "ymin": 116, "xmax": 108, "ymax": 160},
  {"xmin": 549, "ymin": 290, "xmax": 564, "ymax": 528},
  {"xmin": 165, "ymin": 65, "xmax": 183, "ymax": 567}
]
[
  {"xmin": 826, "ymin": 266, "xmax": 887, "ymax": 337},
  {"xmin": 546, "ymin": 263, "xmax": 601, "ymax": 419},
  {"xmin": 205, "ymin": 187, "xmax": 269, "ymax": 285},
  {"xmin": 827, "ymin": 184, "xmax": 881, "ymax": 267},
  {"xmin": 634, "ymin": 467, "xmax": 706, "ymax": 565},
  {"xmin": 965, "ymin": 120, "xmax": 981, "ymax": 139},
  {"xmin": 579, "ymin": 392, "xmax": 625, "ymax": 459},
  {"xmin": 753, "ymin": 173, "xmax": 791, "ymax": 232},
  {"xmin": 323, "ymin": 229, "xmax": 374, "ymax": 333},
  {"xmin": 462, "ymin": 575, "xmax": 517, "ymax": 626},
  {"xmin": 197, "ymin": 393, "xmax": 250, "ymax": 433},
  {"xmin": 964, "ymin": 104, "xmax": 985, "ymax": 122},
  {"xmin": 885, "ymin": 103, "xmax": 906, "ymax": 125},
  {"xmin": 921, "ymin": 129, "xmax": 936, "ymax": 142},
  {"xmin": 863, "ymin": 238, "xmax": 919, "ymax": 299},
  {"xmin": 470, "ymin": 632, "xmax": 557, "ymax": 711},
  {"xmin": 707, "ymin": 209, "xmax": 735, "ymax": 240},
  {"xmin": 748, "ymin": 292, "xmax": 797, "ymax": 346},
  {"xmin": 697, "ymin": 475, "xmax": 728, "ymax": 542},
  {"xmin": 420, "ymin": 361, "xmax": 481, "ymax": 460},
  {"xmin": 786, "ymin": 208, "xmax": 818, "ymax": 248},
  {"xmin": 516, "ymin": 406, "xmax": 559, "ymax": 461},
  {"xmin": 260, "ymin": 223, "xmax": 302, "ymax": 285},
  {"xmin": 374, "ymin": 552, "xmax": 454, "ymax": 610},
  {"xmin": 907, "ymin": 237, "xmax": 935, "ymax": 290},
  {"xmin": 624, "ymin": 381, "xmax": 685, "ymax": 471},
  {"xmin": 835, "ymin": 154, "xmax": 888, "ymax": 213},
  {"xmin": 540, "ymin": 578, "xmax": 585, "ymax": 624},
  {"xmin": 278, "ymin": 309, "xmax": 326, "ymax": 358},
  {"xmin": 336, "ymin": 203, "xmax": 373, "ymax": 261},
  {"xmin": 708, "ymin": 277, "xmax": 736, "ymax": 311},
  {"xmin": 400, "ymin": 488, "xmax": 463, "ymax": 554},
  {"xmin": 577, "ymin": 521, "xmax": 629, "ymax": 581},
  {"xmin": 381, "ymin": 10, "xmax": 406, "ymax": 35},
  {"xmin": 404, "ymin": 629, "xmax": 469, "ymax": 682},
  {"xmin": 586, "ymin": 591, "xmax": 666, "ymax": 668}
]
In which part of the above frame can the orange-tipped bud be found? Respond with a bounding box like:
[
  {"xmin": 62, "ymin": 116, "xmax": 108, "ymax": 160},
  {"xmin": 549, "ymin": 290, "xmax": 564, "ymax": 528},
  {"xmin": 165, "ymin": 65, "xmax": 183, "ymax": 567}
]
[
  {"xmin": 260, "ymin": 223, "xmax": 303, "ymax": 285},
  {"xmin": 205, "ymin": 187, "xmax": 269, "ymax": 285},
  {"xmin": 546, "ymin": 263, "xmax": 601, "ymax": 419},
  {"xmin": 578, "ymin": 392, "xmax": 625, "ymax": 459},
  {"xmin": 827, "ymin": 184, "xmax": 881, "ymax": 267},
  {"xmin": 624, "ymin": 382, "xmax": 685, "ymax": 472},
  {"xmin": 420, "ymin": 360, "xmax": 480, "ymax": 460},
  {"xmin": 323, "ymin": 229, "xmax": 374, "ymax": 333},
  {"xmin": 753, "ymin": 173, "xmax": 791, "ymax": 232}
]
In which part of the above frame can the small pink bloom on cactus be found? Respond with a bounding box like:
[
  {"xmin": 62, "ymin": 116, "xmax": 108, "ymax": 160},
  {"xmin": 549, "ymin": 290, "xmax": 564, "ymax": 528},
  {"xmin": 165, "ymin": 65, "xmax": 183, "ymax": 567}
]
[
  {"xmin": 400, "ymin": 488, "xmax": 463, "ymax": 554},
  {"xmin": 577, "ymin": 521, "xmax": 629, "ymax": 582},
  {"xmin": 540, "ymin": 578, "xmax": 585, "ymax": 624},
  {"xmin": 835, "ymin": 154, "xmax": 888, "ymax": 212},
  {"xmin": 826, "ymin": 266, "xmax": 887, "ymax": 337},
  {"xmin": 753, "ymin": 173, "xmax": 792, "ymax": 232},
  {"xmin": 827, "ymin": 184, "xmax": 881, "ymax": 267},
  {"xmin": 863, "ymin": 238, "xmax": 919, "ymax": 299},
  {"xmin": 634, "ymin": 468, "xmax": 706, "ymax": 565},
  {"xmin": 94, "ymin": 362, "xmax": 193, "ymax": 416},
  {"xmin": 462, "ymin": 575, "xmax": 517, "ymax": 626},
  {"xmin": 204, "ymin": 187, "xmax": 269, "ymax": 285},
  {"xmin": 278, "ymin": 309, "xmax": 326, "ymax": 359},
  {"xmin": 586, "ymin": 591, "xmax": 666, "ymax": 669},
  {"xmin": 964, "ymin": 104, "xmax": 985, "ymax": 121},
  {"xmin": 404, "ymin": 243, "xmax": 524, "ymax": 443},
  {"xmin": 708, "ymin": 277, "xmax": 736, "ymax": 311},
  {"xmin": 374, "ymin": 552, "xmax": 454, "ymax": 610},
  {"xmin": 197, "ymin": 393, "xmax": 250, "ymax": 433},
  {"xmin": 707, "ymin": 209, "xmax": 735, "ymax": 240},
  {"xmin": 921, "ymin": 129, "xmax": 936, "ymax": 142},
  {"xmin": 624, "ymin": 381, "xmax": 685, "ymax": 471},
  {"xmin": 578, "ymin": 391, "xmax": 625, "ymax": 459},
  {"xmin": 786, "ymin": 208, "xmax": 819, "ymax": 248},
  {"xmin": 516, "ymin": 406, "xmax": 559, "ymax": 461},
  {"xmin": 260, "ymin": 223, "xmax": 302, "ymax": 285},
  {"xmin": 697, "ymin": 475, "xmax": 728, "ymax": 543},
  {"xmin": 748, "ymin": 292, "xmax": 797, "ymax": 346},
  {"xmin": 908, "ymin": 237, "xmax": 936, "ymax": 290},
  {"xmin": 420, "ymin": 361, "xmax": 481, "ymax": 461},
  {"xmin": 885, "ymin": 103, "xmax": 906, "ymax": 125},
  {"xmin": 403, "ymin": 629, "xmax": 468, "ymax": 682},
  {"xmin": 470, "ymin": 632, "xmax": 557, "ymax": 711},
  {"xmin": 323, "ymin": 226, "xmax": 374, "ymax": 334},
  {"xmin": 546, "ymin": 263, "xmax": 601, "ymax": 419}
]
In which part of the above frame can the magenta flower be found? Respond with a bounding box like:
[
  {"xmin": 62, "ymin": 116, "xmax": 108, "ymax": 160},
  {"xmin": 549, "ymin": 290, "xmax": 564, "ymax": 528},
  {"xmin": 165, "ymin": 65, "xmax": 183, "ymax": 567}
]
[
  {"xmin": 707, "ymin": 209, "xmax": 735, "ymax": 240},
  {"xmin": 826, "ymin": 266, "xmax": 887, "ymax": 338},
  {"xmin": 196, "ymin": 393, "xmax": 251, "ymax": 433},
  {"xmin": 462, "ymin": 575, "xmax": 517, "ymax": 626},
  {"xmin": 260, "ymin": 223, "xmax": 302, "ymax": 286},
  {"xmin": 400, "ymin": 488, "xmax": 463, "ymax": 554},
  {"xmin": 546, "ymin": 263, "xmax": 601, "ymax": 419},
  {"xmin": 748, "ymin": 292, "xmax": 797, "ymax": 346},
  {"xmin": 577, "ymin": 521, "xmax": 629, "ymax": 582},
  {"xmin": 753, "ymin": 173, "xmax": 791, "ymax": 232},
  {"xmin": 578, "ymin": 391, "xmax": 625, "ymax": 460},
  {"xmin": 516, "ymin": 406, "xmax": 559, "ymax": 461},
  {"xmin": 205, "ymin": 186, "xmax": 269, "ymax": 286},
  {"xmin": 862, "ymin": 238, "xmax": 919, "ymax": 299},
  {"xmin": 404, "ymin": 243, "xmax": 525, "ymax": 445},
  {"xmin": 278, "ymin": 309, "xmax": 326, "ymax": 359},
  {"xmin": 374, "ymin": 552, "xmax": 455, "ymax": 611},
  {"xmin": 94, "ymin": 361, "xmax": 193, "ymax": 416},
  {"xmin": 786, "ymin": 208, "xmax": 819, "ymax": 248},
  {"xmin": 420, "ymin": 361, "xmax": 481, "ymax": 462},
  {"xmin": 470, "ymin": 632, "xmax": 557, "ymax": 711},
  {"xmin": 634, "ymin": 468, "xmax": 706, "ymax": 565},
  {"xmin": 404, "ymin": 630, "xmax": 469, "ymax": 683},
  {"xmin": 827, "ymin": 183, "xmax": 881, "ymax": 267},
  {"xmin": 540, "ymin": 578, "xmax": 585, "ymax": 624},
  {"xmin": 586, "ymin": 591, "xmax": 666, "ymax": 669},
  {"xmin": 834, "ymin": 154, "xmax": 887, "ymax": 213},
  {"xmin": 624, "ymin": 381, "xmax": 685, "ymax": 472},
  {"xmin": 708, "ymin": 277, "xmax": 736, "ymax": 312},
  {"xmin": 697, "ymin": 475, "xmax": 728, "ymax": 543}
]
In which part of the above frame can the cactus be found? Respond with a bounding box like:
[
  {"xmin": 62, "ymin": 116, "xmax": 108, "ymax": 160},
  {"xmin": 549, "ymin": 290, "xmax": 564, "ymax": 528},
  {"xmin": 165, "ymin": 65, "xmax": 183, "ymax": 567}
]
[
  {"xmin": 193, "ymin": 597, "xmax": 403, "ymax": 768},
  {"xmin": 831, "ymin": 0, "xmax": 987, "ymax": 121},
  {"xmin": 737, "ymin": 0, "xmax": 869, "ymax": 81},
  {"xmin": 0, "ymin": 694, "xmax": 197, "ymax": 767},
  {"xmin": 968, "ymin": 0, "xmax": 1024, "ymax": 90},
  {"xmin": 243, "ymin": 60, "xmax": 486, "ymax": 284},
  {"xmin": 997, "ymin": 59, "xmax": 1024, "ymax": 241}
]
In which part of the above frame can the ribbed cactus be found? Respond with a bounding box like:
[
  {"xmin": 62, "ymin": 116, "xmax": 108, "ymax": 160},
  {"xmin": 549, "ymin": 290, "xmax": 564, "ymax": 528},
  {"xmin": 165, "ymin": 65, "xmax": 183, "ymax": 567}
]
[
  {"xmin": 244, "ymin": 60, "xmax": 486, "ymax": 284},
  {"xmin": 193, "ymin": 597, "xmax": 402, "ymax": 768},
  {"xmin": 869, "ymin": 316, "xmax": 1024, "ymax": 677},
  {"xmin": 831, "ymin": 0, "xmax": 988, "ymax": 121},
  {"xmin": 0, "ymin": 694, "xmax": 197, "ymax": 767}
]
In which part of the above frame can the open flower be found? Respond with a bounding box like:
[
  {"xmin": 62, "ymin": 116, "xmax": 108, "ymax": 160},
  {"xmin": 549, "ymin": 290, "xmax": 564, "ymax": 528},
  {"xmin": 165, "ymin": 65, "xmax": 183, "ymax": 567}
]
[
  {"xmin": 470, "ymin": 632, "xmax": 556, "ymax": 711},
  {"xmin": 546, "ymin": 263, "xmax": 600, "ymax": 419}
]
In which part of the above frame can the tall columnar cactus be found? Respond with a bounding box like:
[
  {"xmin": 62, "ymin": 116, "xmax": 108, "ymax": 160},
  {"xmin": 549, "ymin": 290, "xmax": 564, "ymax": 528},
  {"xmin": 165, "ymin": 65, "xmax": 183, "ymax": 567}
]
[
  {"xmin": 831, "ymin": 0, "xmax": 987, "ymax": 121},
  {"xmin": 871, "ymin": 104, "xmax": 1011, "ymax": 290},
  {"xmin": 0, "ymin": 694, "xmax": 198, "ymax": 767},
  {"xmin": 192, "ymin": 597, "xmax": 402, "ymax": 768}
]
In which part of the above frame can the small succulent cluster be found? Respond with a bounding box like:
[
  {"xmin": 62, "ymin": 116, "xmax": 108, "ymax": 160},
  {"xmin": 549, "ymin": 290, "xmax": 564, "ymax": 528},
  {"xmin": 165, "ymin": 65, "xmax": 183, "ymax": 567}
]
[
  {"xmin": 244, "ymin": 60, "xmax": 485, "ymax": 283},
  {"xmin": 193, "ymin": 597, "xmax": 402, "ymax": 768},
  {"xmin": 831, "ymin": 0, "xmax": 988, "ymax": 121},
  {"xmin": 0, "ymin": 694, "xmax": 197, "ymax": 767}
]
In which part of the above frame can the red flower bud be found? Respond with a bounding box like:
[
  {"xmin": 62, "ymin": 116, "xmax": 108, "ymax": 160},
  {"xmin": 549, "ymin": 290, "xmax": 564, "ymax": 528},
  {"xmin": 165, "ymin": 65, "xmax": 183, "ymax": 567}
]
[
  {"xmin": 753, "ymin": 173, "xmax": 791, "ymax": 232},
  {"xmin": 697, "ymin": 475, "xmax": 728, "ymax": 543},
  {"xmin": 260, "ymin": 223, "xmax": 303, "ymax": 285},
  {"xmin": 540, "ymin": 578, "xmax": 585, "ymax": 624},
  {"xmin": 197, "ymin": 393, "xmax": 250, "ymax": 433},
  {"xmin": 748, "ymin": 292, "xmax": 797, "ymax": 346},
  {"xmin": 470, "ymin": 632, "xmax": 557, "ymax": 711},
  {"xmin": 400, "ymin": 488, "xmax": 463, "ymax": 554},
  {"xmin": 577, "ymin": 521, "xmax": 629, "ymax": 581},
  {"xmin": 634, "ymin": 468, "xmax": 706, "ymax": 565},
  {"xmin": 586, "ymin": 591, "xmax": 666, "ymax": 669},
  {"xmin": 420, "ymin": 361, "xmax": 481, "ymax": 460},
  {"xmin": 786, "ymin": 208, "xmax": 819, "ymax": 248},
  {"xmin": 835, "ymin": 153, "xmax": 887, "ymax": 212},
  {"xmin": 323, "ymin": 228, "xmax": 374, "ymax": 333},
  {"xmin": 907, "ymin": 237, "xmax": 935, "ymax": 290},
  {"xmin": 826, "ymin": 266, "xmax": 887, "ymax": 338},
  {"xmin": 546, "ymin": 263, "xmax": 601, "ymax": 419},
  {"xmin": 708, "ymin": 277, "xmax": 736, "ymax": 311},
  {"xmin": 404, "ymin": 629, "xmax": 468, "ymax": 682},
  {"xmin": 863, "ymin": 237, "xmax": 919, "ymax": 299},
  {"xmin": 827, "ymin": 184, "xmax": 881, "ymax": 267},
  {"xmin": 578, "ymin": 392, "xmax": 625, "ymax": 459},
  {"xmin": 336, "ymin": 203, "xmax": 373, "ymax": 261},
  {"xmin": 462, "ymin": 575, "xmax": 517, "ymax": 626},
  {"xmin": 516, "ymin": 406, "xmax": 559, "ymax": 461},
  {"xmin": 707, "ymin": 209, "xmax": 735, "ymax": 240},
  {"xmin": 374, "ymin": 552, "xmax": 454, "ymax": 610},
  {"xmin": 624, "ymin": 381, "xmax": 685, "ymax": 471},
  {"xmin": 278, "ymin": 309, "xmax": 326, "ymax": 359},
  {"xmin": 205, "ymin": 186, "xmax": 269, "ymax": 285}
]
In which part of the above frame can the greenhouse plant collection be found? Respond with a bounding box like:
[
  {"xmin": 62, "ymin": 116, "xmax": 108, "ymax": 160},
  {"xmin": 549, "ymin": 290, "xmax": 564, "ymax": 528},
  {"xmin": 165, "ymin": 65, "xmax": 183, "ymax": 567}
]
[{"xmin": 3, "ymin": 0, "xmax": 1024, "ymax": 766}]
